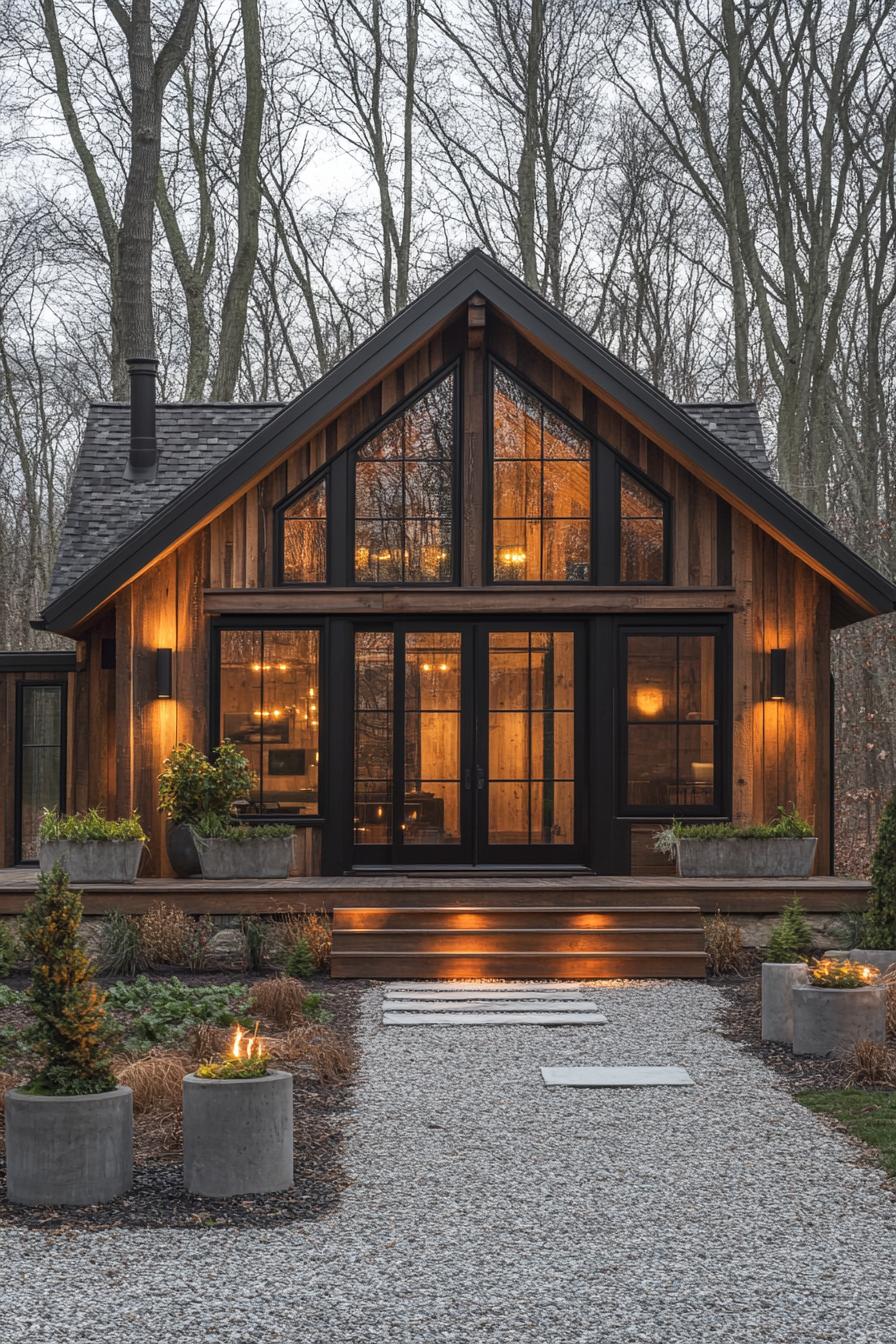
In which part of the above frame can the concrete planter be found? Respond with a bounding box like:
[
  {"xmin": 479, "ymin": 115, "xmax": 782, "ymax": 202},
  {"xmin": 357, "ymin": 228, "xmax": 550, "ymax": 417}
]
[
  {"xmin": 676, "ymin": 836, "xmax": 817, "ymax": 878},
  {"xmin": 182, "ymin": 1070, "xmax": 293, "ymax": 1197},
  {"xmin": 4, "ymin": 1085, "xmax": 133, "ymax": 1206},
  {"xmin": 193, "ymin": 833, "xmax": 293, "ymax": 880},
  {"xmin": 792, "ymin": 985, "xmax": 886, "ymax": 1057},
  {"xmin": 848, "ymin": 949, "xmax": 896, "ymax": 974},
  {"xmin": 39, "ymin": 839, "xmax": 145, "ymax": 884},
  {"xmin": 761, "ymin": 961, "xmax": 809, "ymax": 1044}
]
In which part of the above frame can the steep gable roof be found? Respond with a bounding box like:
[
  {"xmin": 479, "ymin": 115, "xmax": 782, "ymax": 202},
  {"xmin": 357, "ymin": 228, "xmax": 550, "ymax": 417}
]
[{"xmin": 38, "ymin": 249, "xmax": 896, "ymax": 633}]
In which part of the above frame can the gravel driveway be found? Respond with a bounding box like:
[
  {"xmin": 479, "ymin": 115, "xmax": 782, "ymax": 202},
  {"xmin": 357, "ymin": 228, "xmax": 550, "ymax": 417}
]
[{"xmin": 4, "ymin": 981, "xmax": 895, "ymax": 1344}]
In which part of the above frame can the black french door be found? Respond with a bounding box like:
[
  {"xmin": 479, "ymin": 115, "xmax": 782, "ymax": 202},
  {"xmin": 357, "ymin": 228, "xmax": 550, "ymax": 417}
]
[{"xmin": 350, "ymin": 621, "xmax": 586, "ymax": 867}]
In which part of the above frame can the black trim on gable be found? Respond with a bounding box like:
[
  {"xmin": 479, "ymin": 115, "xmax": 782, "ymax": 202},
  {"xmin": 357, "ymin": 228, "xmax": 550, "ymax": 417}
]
[{"xmin": 38, "ymin": 250, "xmax": 896, "ymax": 632}]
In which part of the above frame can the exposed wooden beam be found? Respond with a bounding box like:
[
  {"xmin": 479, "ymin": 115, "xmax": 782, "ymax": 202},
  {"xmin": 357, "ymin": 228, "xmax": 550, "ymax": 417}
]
[{"xmin": 204, "ymin": 586, "xmax": 742, "ymax": 615}]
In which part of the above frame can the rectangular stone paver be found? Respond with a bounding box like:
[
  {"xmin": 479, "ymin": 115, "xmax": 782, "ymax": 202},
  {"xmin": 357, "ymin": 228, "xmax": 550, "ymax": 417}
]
[
  {"xmin": 383, "ymin": 1011, "xmax": 608, "ymax": 1026},
  {"xmin": 387, "ymin": 981, "xmax": 589, "ymax": 993},
  {"xmin": 383, "ymin": 999, "xmax": 600, "ymax": 1013},
  {"xmin": 541, "ymin": 1066, "xmax": 694, "ymax": 1087}
]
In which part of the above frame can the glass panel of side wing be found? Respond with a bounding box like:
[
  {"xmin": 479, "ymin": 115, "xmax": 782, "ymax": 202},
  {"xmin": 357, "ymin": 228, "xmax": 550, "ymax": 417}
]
[
  {"xmin": 219, "ymin": 628, "xmax": 320, "ymax": 815},
  {"xmin": 354, "ymin": 632, "xmax": 394, "ymax": 844},
  {"xmin": 625, "ymin": 633, "xmax": 716, "ymax": 809},
  {"xmin": 354, "ymin": 373, "xmax": 455, "ymax": 583},
  {"xmin": 619, "ymin": 472, "xmax": 665, "ymax": 583},
  {"xmin": 492, "ymin": 368, "xmax": 591, "ymax": 582},
  {"xmin": 281, "ymin": 478, "xmax": 327, "ymax": 582},
  {"xmin": 403, "ymin": 632, "xmax": 461, "ymax": 844},
  {"xmin": 487, "ymin": 630, "xmax": 575, "ymax": 844},
  {"xmin": 18, "ymin": 685, "xmax": 63, "ymax": 861}
]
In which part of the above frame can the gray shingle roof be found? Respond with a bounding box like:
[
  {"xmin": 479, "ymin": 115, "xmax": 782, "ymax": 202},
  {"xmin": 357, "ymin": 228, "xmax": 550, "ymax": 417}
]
[
  {"xmin": 48, "ymin": 396, "xmax": 771, "ymax": 606},
  {"xmin": 47, "ymin": 402, "xmax": 283, "ymax": 603},
  {"xmin": 678, "ymin": 402, "xmax": 771, "ymax": 478}
]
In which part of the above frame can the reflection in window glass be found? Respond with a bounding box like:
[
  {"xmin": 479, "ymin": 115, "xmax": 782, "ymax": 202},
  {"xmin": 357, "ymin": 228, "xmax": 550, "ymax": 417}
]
[
  {"xmin": 282, "ymin": 478, "xmax": 327, "ymax": 582},
  {"xmin": 354, "ymin": 374, "xmax": 455, "ymax": 583},
  {"xmin": 492, "ymin": 368, "xmax": 590, "ymax": 582},
  {"xmin": 218, "ymin": 628, "xmax": 320, "ymax": 815},
  {"xmin": 487, "ymin": 630, "xmax": 575, "ymax": 844},
  {"xmin": 18, "ymin": 685, "xmax": 64, "ymax": 861},
  {"xmin": 625, "ymin": 633, "xmax": 716, "ymax": 809},
  {"xmin": 354, "ymin": 632, "xmax": 394, "ymax": 843},
  {"xmin": 619, "ymin": 471, "xmax": 665, "ymax": 583}
]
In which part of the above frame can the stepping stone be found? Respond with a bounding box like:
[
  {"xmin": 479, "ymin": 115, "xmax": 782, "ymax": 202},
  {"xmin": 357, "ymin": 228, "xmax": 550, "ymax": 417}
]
[
  {"xmin": 383, "ymin": 998, "xmax": 600, "ymax": 1013},
  {"xmin": 387, "ymin": 981, "xmax": 588, "ymax": 993},
  {"xmin": 540, "ymin": 1066, "xmax": 694, "ymax": 1087},
  {"xmin": 385, "ymin": 989, "xmax": 589, "ymax": 1000},
  {"xmin": 383, "ymin": 1011, "xmax": 608, "ymax": 1026}
]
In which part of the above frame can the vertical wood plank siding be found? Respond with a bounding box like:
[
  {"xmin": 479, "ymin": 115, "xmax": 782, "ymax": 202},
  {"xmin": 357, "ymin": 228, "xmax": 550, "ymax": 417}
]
[{"xmin": 46, "ymin": 307, "xmax": 832, "ymax": 875}]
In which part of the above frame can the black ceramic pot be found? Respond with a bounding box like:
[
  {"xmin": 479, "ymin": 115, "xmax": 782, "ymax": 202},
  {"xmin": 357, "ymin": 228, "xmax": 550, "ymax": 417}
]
[{"xmin": 166, "ymin": 821, "xmax": 201, "ymax": 877}]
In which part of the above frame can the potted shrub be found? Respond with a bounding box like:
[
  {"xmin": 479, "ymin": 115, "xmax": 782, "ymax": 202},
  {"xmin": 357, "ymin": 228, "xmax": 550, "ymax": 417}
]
[
  {"xmin": 655, "ymin": 806, "xmax": 817, "ymax": 878},
  {"xmin": 760, "ymin": 897, "xmax": 812, "ymax": 1044},
  {"xmin": 792, "ymin": 957, "xmax": 885, "ymax": 1058},
  {"xmin": 159, "ymin": 740, "xmax": 255, "ymax": 877},
  {"xmin": 182, "ymin": 1023, "xmax": 293, "ymax": 1196},
  {"xmin": 192, "ymin": 813, "xmax": 295, "ymax": 880},
  {"xmin": 38, "ymin": 808, "xmax": 146, "ymax": 884},
  {"xmin": 4, "ymin": 863, "xmax": 132, "ymax": 1206}
]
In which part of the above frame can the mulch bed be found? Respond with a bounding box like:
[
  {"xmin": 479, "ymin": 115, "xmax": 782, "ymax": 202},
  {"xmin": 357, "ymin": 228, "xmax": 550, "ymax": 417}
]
[
  {"xmin": 710, "ymin": 973, "xmax": 849, "ymax": 1090},
  {"xmin": 0, "ymin": 974, "xmax": 363, "ymax": 1232}
]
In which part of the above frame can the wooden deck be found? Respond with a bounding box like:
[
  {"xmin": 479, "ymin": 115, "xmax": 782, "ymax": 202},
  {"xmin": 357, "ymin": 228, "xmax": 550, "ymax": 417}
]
[{"xmin": 0, "ymin": 868, "xmax": 870, "ymax": 916}]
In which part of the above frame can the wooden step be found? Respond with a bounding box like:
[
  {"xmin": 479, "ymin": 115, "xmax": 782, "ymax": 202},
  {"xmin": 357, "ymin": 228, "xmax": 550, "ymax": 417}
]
[
  {"xmin": 330, "ymin": 949, "xmax": 707, "ymax": 980},
  {"xmin": 333, "ymin": 927, "xmax": 705, "ymax": 954},
  {"xmin": 333, "ymin": 905, "xmax": 703, "ymax": 930}
]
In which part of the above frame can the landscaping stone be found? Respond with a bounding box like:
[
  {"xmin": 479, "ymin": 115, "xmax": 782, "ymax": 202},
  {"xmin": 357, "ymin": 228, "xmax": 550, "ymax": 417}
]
[
  {"xmin": 182, "ymin": 1070, "xmax": 294, "ymax": 1197},
  {"xmin": 207, "ymin": 927, "xmax": 248, "ymax": 969},
  {"xmin": 792, "ymin": 985, "xmax": 886, "ymax": 1057},
  {"xmin": 4, "ymin": 1085, "xmax": 133, "ymax": 1206},
  {"xmin": 540, "ymin": 1066, "xmax": 694, "ymax": 1087},
  {"xmin": 760, "ymin": 961, "xmax": 808, "ymax": 1044},
  {"xmin": 383, "ymin": 998, "xmax": 599, "ymax": 1013},
  {"xmin": 38, "ymin": 839, "xmax": 145, "ymax": 884},
  {"xmin": 382, "ymin": 1010, "xmax": 608, "ymax": 1025}
]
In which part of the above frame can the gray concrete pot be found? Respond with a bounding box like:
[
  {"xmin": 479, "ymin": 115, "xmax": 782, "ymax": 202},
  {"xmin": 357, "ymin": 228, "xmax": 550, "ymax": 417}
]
[
  {"xmin": 792, "ymin": 985, "xmax": 886, "ymax": 1057},
  {"xmin": 4, "ymin": 1085, "xmax": 133, "ymax": 1206},
  {"xmin": 761, "ymin": 961, "xmax": 808, "ymax": 1044},
  {"xmin": 848, "ymin": 949, "xmax": 896, "ymax": 974},
  {"xmin": 182, "ymin": 1070, "xmax": 293, "ymax": 1197},
  {"xmin": 39, "ymin": 839, "xmax": 145, "ymax": 884},
  {"xmin": 676, "ymin": 836, "xmax": 817, "ymax": 878},
  {"xmin": 193, "ymin": 833, "xmax": 293, "ymax": 880}
]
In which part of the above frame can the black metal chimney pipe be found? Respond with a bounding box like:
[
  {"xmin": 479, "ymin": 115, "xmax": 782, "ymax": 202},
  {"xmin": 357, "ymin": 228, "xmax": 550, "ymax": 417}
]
[{"xmin": 125, "ymin": 356, "xmax": 159, "ymax": 481}]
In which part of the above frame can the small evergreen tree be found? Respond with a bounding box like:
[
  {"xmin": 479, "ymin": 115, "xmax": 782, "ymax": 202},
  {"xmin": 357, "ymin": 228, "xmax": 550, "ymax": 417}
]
[
  {"xmin": 864, "ymin": 790, "xmax": 896, "ymax": 949},
  {"xmin": 19, "ymin": 863, "xmax": 116, "ymax": 1095},
  {"xmin": 765, "ymin": 896, "xmax": 813, "ymax": 963}
]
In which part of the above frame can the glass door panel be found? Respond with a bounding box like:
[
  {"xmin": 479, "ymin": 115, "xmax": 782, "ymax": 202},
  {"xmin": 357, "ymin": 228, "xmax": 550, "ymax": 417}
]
[
  {"xmin": 17, "ymin": 683, "xmax": 65, "ymax": 862},
  {"xmin": 481, "ymin": 629, "xmax": 578, "ymax": 859},
  {"xmin": 403, "ymin": 633, "xmax": 462, "ymax": 845}
]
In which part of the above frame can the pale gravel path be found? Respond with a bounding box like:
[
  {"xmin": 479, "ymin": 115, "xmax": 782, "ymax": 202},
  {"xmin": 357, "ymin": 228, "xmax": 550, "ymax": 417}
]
[{"xmin": 3, "ymin": 981, "xmax": 896, "ymax": 1344}]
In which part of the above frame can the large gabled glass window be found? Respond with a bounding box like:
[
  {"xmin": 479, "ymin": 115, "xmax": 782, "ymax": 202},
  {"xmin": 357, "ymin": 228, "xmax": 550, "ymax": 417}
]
[
  {"xmin": 353, "ymin": 371, "xmax": 456, "ymax": 583},
  {"xmin": 491, "ymin": 366, "xmax": 591, "ymax": 582}
]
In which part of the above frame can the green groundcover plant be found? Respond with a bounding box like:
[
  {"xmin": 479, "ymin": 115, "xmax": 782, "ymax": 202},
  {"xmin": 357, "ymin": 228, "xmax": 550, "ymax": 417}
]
[
  {"xmin": 39, "ymin": 808, "xmax": 146, "ymax": 844},
  {"xmin": 192, "ymin": 812, "xmax": 294, "ymax": 842},
  {"xmin": 655, "ymin": 805, "xmax": 813, "ymax": 855},
  {"xmin": 105, "ymin": 976, "xmax": 253, "ymax": 1053},
  {"xmin": 18, "ymin": 863, "xmax": 117, "ymax": 1095}
]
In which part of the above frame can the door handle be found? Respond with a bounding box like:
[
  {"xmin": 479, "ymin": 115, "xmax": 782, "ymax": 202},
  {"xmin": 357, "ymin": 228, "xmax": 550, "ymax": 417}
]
[{"xmin": 476, "ymin": 765, "xmax": 485, "ymax": 791}]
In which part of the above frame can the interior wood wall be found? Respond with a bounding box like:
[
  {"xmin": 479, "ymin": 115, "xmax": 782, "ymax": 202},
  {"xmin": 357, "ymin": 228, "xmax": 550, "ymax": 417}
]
[{"xmin": 64, "ymin": 302, "xmax": 832, "ymax": 875}]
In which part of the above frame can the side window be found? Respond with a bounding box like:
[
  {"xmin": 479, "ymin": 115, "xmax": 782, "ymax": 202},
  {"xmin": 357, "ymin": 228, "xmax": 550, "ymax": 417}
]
[
  {"xmin": 281, "ymin": 477, "xmax": 327, "ymax": 583},
  {"xmin": 353, "ymin": 372, "xmax": 456, "ymax": 583},
  {"xmin": 619, "ymin": 470, "xmax": 667, "ymax": 584}
]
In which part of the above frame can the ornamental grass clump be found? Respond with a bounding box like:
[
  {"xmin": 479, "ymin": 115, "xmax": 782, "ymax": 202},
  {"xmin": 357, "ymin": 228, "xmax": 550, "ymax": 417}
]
[
  {"xmin": 18, "ymin": 862, "xmax": 117, "ymax": 1095},
  {"xmin": 703, "ymin": 910, "xmax": 746, "ymax": 976},
  {"xmin": 765, "ymin": 897, "xmax": 814, "ymax": 963},
  {"xmin": 807, "ymin": 957, "xmax": 881, "ymax": 989}
]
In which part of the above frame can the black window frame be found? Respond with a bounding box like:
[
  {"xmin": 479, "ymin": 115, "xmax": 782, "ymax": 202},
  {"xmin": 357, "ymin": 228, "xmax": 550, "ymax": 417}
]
[
  {"xmin": 486, "ymin": 356, "xmax": 672, "ymax": 587},
  {"xmin": 616, "ymin": 618, "xmax": 730, "ymax": 820},
  {"xmin": 15, "ymin": 680, "xmax": 67, "ymax": 865},
  {"xmin": 274, "ymin": 361, "xmax": 462, "ymax": 589},
  {"xmin": 210, "ymin": 618, "xmax": 327, "ymax": 825}
]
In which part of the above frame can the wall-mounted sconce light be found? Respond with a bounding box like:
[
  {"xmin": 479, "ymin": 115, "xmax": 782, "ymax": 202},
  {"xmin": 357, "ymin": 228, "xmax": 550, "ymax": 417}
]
[
  {"xmin": 768, "ymin": 648, "xmax": 786, "ymax": 701},
  {"xmin": 156, "ymin": 648, "xmax": 173, "ymax": 699}
]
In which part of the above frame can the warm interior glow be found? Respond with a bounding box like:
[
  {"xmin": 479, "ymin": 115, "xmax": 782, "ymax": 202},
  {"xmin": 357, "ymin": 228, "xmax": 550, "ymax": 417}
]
[
  {"xmin": 498, "ymin": 546, "xmax": 527, "ymax": 567},
  {"xmin": 633, "ymin": 685, "xmax": 665, "ymax": 717}
]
